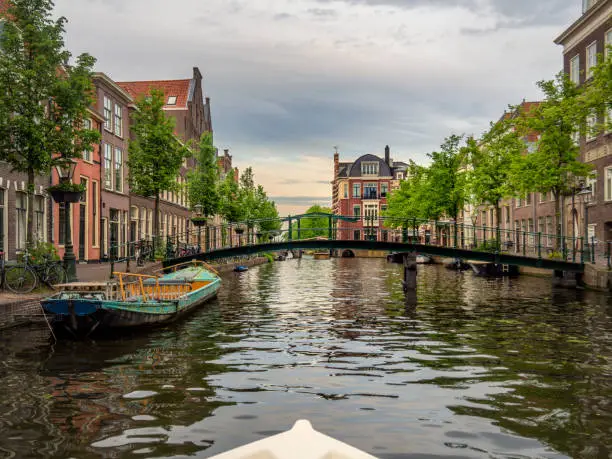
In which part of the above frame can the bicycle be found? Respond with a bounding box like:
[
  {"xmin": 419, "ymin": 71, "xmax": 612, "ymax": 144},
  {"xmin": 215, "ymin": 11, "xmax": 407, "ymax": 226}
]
[
  {"xmin": 136, "ymin": 240, "xmax": 154, "ymax": 266},
  {"xmin": 25, "ymin": 252, "xmax": 67, "ymax": 289},
  {"xmin": 0, "ymin": 251, "xmax": 37, "ymax": 294}
]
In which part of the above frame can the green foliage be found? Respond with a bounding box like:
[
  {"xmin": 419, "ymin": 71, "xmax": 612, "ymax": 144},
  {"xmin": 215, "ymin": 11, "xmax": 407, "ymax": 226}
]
[
  {"xmin": 466, "ymin": 122, "xmax": 524, "ymax": 224},
  {"xmin": 128, "ymin": 89, "xmax": 190, "ymax": 236},
  {"xmin": 385, "ymin": 136, "xmax": 467, "ymax": 225},
  {"xmin": 263, "ymin": 252, "xmax": 275, "ymax": 263},
  {"xmin": 28, "ymin": 241, "xmax": 59, "ymax": 264},
  {"xmin": 290, "ymin": 205, "xmax": 332, "ymax": 239},
  {"xmin": 508, "ymin": 73, "xmax": 593, "ymax": 247},
  {"xmin": 187, "ymin": 132, "xmax": 219, "ymax": 217},
  {"xmin": 219, "ymin": 170, "xmax": 244, "ymax": 223},
  {"xmin": 475, "ymin": 239, "xmax": 501, "ymax": 253},
  {"xmin": 47, "ymin": 182, "xmax": 85, "ymax": 193},
  {"xmin": 0, "ymin": 0, "xmax": 100, "ymax": 245},
  {"xmin": 581, "ymin": 45, "xmax": 612, "ymax": 134}
]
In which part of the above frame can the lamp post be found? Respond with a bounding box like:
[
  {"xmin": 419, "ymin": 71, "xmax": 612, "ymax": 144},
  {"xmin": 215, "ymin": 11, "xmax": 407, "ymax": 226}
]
[
  {"xmin": 55, "ymin": 159, "xmax": 78, "ymax": 282},
  {"xmin": 194, "ymin": 204, "xmax": 203, "ymax": 252},
  {"xmin": 577, "ymin": 184, "xmax": 592, "ymax": 262}
]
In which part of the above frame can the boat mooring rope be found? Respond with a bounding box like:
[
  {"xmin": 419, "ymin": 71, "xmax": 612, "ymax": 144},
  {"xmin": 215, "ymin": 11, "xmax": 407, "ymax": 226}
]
[{"xmin": 39, "ymin": 301, "xmax": 57, "ymax": 343}]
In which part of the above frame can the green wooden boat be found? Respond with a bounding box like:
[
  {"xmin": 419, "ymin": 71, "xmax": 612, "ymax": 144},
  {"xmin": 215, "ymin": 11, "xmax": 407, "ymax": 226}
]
[{"xmin": 41, "ymin": 261, "xmax": 221, "ymax": 339}]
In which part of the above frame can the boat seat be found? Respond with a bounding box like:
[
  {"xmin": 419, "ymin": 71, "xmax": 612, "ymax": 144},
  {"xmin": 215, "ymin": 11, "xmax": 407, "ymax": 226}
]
[{"xmin": 142, "ymin": 279, "xmax": 191, "ymax": 285}]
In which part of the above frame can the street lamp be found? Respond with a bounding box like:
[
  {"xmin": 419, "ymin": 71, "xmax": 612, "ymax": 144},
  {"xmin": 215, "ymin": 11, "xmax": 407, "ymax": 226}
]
[
  {"xmin": 193, "ymin": 204, "xmax": 203, "ymax": 251},
  {"xmin": 55, "ymin": 159, "xmax": 78, "ymax": 282},
  {"xmin": 577, "ymin": 184, "xmax": 592, "ymax": 262}
]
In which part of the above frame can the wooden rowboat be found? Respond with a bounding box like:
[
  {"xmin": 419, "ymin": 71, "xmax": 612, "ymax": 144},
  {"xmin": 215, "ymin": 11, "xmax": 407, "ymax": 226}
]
[
  {"xmin": 208, "ymin": 420, "xmax": 378, "ymax": 459},
  {"xmin": 41, "ymin": 260, "xmax": 221, "ymax": 339}
]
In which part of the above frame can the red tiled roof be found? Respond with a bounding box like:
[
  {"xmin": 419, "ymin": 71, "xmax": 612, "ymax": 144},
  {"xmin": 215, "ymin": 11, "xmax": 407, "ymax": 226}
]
[{"xmin": 115, "ymin": 79, "xmax": 191, "ymax": 109}]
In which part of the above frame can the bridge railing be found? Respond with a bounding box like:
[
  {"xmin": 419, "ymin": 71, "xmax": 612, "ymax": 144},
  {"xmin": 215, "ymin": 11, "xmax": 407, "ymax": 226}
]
[{"xmin": 108, "ymin": 215, "xmax": 611, "ymax": 269}]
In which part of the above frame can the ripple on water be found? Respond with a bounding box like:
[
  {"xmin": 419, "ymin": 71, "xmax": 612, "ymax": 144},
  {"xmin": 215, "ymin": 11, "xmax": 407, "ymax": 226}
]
[{"xmin": 0, "ymin": 260, "xmax": 609, "ymax": 459}]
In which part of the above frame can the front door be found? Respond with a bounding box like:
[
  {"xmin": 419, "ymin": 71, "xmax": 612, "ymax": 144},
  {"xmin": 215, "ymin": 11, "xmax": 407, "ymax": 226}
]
[{"xmin": 79, "ymin": 204, "xmax": 86, "ymax": 260}]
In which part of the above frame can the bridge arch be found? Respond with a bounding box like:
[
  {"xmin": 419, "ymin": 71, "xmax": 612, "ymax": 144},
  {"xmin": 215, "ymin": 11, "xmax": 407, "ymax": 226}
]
[{"xmin": 341, "ymin": 250, "xmax": 355, "ymax": 258}]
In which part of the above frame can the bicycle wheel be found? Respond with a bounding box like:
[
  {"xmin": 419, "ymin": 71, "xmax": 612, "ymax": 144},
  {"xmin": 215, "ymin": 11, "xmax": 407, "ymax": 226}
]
[
  {"xmin": 4, "ymin": 265, "xmax": 37, "ymax": 294},
  {"xmin": 44, "ymin": 264, "xmax": 67, "ymax": 288}
]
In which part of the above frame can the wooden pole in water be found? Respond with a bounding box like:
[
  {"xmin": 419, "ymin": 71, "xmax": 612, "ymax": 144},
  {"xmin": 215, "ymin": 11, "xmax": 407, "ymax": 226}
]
[{"xmin": 402, "ymin": 252, "xmax": 417, "ymax": 292}]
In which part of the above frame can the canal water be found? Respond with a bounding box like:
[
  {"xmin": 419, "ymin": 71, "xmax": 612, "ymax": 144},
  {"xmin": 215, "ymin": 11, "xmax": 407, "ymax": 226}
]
[{"xmin": 0, "ymin": 258, "xmax": 611, "ymax": 458}]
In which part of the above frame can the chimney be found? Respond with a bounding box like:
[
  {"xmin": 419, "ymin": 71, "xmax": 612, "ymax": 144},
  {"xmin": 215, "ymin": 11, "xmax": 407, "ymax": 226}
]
[
  {"xmin": 333, "ymin": 150, "xmax": 339, "ymax": 179},
  {"xmin": 385, "ymin": 145, "xmax": 390, "ymax": 166}
]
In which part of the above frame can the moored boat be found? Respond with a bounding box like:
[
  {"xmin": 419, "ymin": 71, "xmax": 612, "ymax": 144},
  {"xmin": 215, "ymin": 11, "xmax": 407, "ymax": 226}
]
[
  {"xmin": 313, "ymin": 252, "xmax": 331, "ymax": 260},
  {"xmin": 41, "ymin": 260, "xmax": 221, "ymax": 339},
  {"xmin": 208, "ymin": 419, "xmax": 378, "ymax": 459}
]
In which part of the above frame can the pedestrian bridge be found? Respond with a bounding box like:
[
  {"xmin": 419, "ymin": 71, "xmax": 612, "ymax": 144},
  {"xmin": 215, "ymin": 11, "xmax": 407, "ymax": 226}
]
[{"xmin": 162, "ymin": 213, "xmax": 595, "ymax": 274}]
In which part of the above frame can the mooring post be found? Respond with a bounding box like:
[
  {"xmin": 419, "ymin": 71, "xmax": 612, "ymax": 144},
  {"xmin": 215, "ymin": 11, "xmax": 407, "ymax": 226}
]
[{"xmin": 402, "ymin": 252, "xmax": 417, "ymax": 293}]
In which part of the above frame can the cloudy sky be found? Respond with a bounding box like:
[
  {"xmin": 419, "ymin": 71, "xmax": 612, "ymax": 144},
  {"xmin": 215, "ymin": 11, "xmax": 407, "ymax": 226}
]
[{"xmin": 54, "ymin": 0, "xmax": 579, "ymax": 215}]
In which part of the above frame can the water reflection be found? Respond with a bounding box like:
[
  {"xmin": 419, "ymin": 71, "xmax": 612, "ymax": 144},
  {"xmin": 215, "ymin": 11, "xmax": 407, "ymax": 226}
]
[{"xmin": 0, "ymin": 259, "xmax": 610, "ymax": 458}]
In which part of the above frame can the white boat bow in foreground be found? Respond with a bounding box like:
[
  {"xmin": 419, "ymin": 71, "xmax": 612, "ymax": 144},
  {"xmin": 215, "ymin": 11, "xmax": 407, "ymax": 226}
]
[{"xmin": 208, "ymin": 420, "xmax": 379, "ymax": 459}]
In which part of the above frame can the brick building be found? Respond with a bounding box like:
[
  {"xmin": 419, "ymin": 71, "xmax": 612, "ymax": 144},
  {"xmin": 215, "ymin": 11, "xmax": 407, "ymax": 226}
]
[
  {"xmin": 473, "ymin": 102, "xmax": 559, "ymax": 251},
  {"xmin": 91, "ymin": 73, "xmax": 133, "ymax": 260},
  {"xmin": 332, "ymin": 146, "xmax": 408, "ymax": 241},
  {"xmin": 51, "ymin": 109, "xmax": 105, "ymax": 262},
  {"xmin": 554, "ymin": 0, "xmax": 612, "ymax": 246},
  {"xmin": 117, "ymin": 68, "xmax": 213, "ymax": 244}
]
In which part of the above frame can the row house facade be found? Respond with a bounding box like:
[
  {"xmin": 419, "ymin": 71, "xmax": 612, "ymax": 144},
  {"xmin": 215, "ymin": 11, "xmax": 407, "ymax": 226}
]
[
  {"xmin": 51, "ymin": 109, "xmax": 105, "ymax": 263},
  {"xmin": 117, "ymin": 67, "xmax": 213, "ymax": 248},
  {"xmin": 555, "ymin": 0, "xmax": 612, "ymax": 246},
  {"xmin": 472, "ymin": 102, "xmax": 561, "ymax": 251},
  {"xmin": 90, "ymin": 73, "xmax": 133, "ymax": 261},
  {"xmin": 332, "ymin": 146, "xmax": 408, "ymax": 241}
]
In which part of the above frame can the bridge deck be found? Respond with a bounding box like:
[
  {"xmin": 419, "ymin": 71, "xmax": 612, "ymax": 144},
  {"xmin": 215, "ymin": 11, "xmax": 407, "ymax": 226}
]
[{"xmin": 163, "ymin": 240, "xmax": 584, "ymax": 273}]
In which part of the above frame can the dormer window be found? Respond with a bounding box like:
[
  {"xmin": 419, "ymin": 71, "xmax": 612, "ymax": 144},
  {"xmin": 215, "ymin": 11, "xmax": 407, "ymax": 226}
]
[
  {"xmin": 167, "ymin": 96, "xmax": 177, "ymax": 105},
  {"xmin": 396, "ymin": 172, "xmax": 404, "ymax": 180},
  {"xmin": 361, "ymin": 162, "xmax": 379, "ymax": 176}
]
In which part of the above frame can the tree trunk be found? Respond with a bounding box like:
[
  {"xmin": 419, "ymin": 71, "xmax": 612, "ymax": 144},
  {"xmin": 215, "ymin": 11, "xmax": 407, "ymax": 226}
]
[
  {"xmin": 26, "ymin": 168, "xmax": 35, "ymax": 248},
  {"xmin": 553, "ymin": 190, "xmax": 561, "ymax": 251}
]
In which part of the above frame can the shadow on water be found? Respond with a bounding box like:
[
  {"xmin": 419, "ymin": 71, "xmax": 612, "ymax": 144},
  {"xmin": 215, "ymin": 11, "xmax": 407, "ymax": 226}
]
[{"xmin": 0, "ymin": 258, "xmax": 610, "ymax": 458}]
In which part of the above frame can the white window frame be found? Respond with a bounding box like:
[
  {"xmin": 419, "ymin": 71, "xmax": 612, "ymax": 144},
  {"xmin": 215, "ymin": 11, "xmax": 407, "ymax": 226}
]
[
  {"xmin": 605, "ymin": 166, "xmax": 612, "ymax": 202},
  {"xmin": 103, "ymin": 96, "xmax": 112, "ymax": 131},
  {"xmin": 570, "ymin": 55, "xmax": 580, "ymax": 85},
  {"xmin": 586, "ymin": 41, "xmax": 597, "ymax": 80},
  {"xmin": 114, "ymin": 147, "xmax": 123, "ymax": 192},
  {"xmin": 92, "ymin": 180, "xmax": 99, "ymax": 248},
  {"xmin": 114, "ymin": 104, "xmax": 123, "ymax": 137},
  {"xmin": 586, "ymin": 112, "xmax": 597, "ymax": 141},
  {"xmin": 104, "ymin": 144, "xmax": 113, "ymax": 190},
  {"xmin": 353, "ymin": 205, "xmax": 361, "ymax": 217},
  {"xmin": 361, "ymin": 162, "xmax": 379, "ymax": 176},
  {"xmin": 605, "ymin": 28, "xmax": 612, "ymax": 60},
  {"xmin": 343, "ymin": 183, "xmax": 348, "ymax": 199},
  {"xmin": 82, "ymin": 119, "xmax": 93, "ymax": 162}
]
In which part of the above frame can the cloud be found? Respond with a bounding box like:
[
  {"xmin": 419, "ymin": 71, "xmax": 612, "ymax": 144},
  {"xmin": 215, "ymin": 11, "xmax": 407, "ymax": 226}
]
[{"xmin": 53, "ymin": 0, "xmax": 578, "ymax": 215}]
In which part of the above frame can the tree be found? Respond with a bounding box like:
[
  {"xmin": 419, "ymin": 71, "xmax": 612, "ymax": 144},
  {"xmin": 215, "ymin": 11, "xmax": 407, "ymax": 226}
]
[
  {"xmin": 239, "ymin": 166, "xmax": 258, "ymax": 228},
  {"xmin": 128, "ymin": 89, "xmax": 189, "ymax": 237},
  {"xmin": 290, "ymin": 205, "xmax": 332, "ymax": 240},
  {"xmin": 0, "ymin": 0, "xmax": 99, "ymax": 246},
  {"xmin": 466, "ymin": 122, "xmax": 524, "ymax": 237},
  {"xmin": 187, "ymin": 132, "xmax": 219, "ymax": 217},
  {"xmin": 426, "ymin": 134, "xmax": 468, "ymax": 223},
  {"xmin": 508, "ymin": 73, "xmax": 592, "ymax": 249},
  {"xmin": 384, "ymin": 161, "xmax": 433, "ymax": 225},
  {"xmin": 218, "ymin": 169, "xmax": 244, "ymax": 223}
]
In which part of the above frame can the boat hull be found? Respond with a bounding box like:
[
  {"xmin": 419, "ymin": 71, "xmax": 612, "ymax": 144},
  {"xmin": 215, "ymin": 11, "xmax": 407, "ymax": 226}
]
[{"xmin": 42, "ymin": 279, "xmax": 220, "ymax": 338}]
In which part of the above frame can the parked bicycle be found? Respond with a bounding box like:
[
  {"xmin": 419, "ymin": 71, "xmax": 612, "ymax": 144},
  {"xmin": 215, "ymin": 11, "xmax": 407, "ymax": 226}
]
[
  {"xmin": 0, "ymin": 251, "xmax": 38, "ymax": 294},
  {"xmin": 136, "ymin": 240, "xmax": 154, "ymax": 266},
  {"xmin": 25, "ymin": 251, "xmax": 67, "ymax": 290}
]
